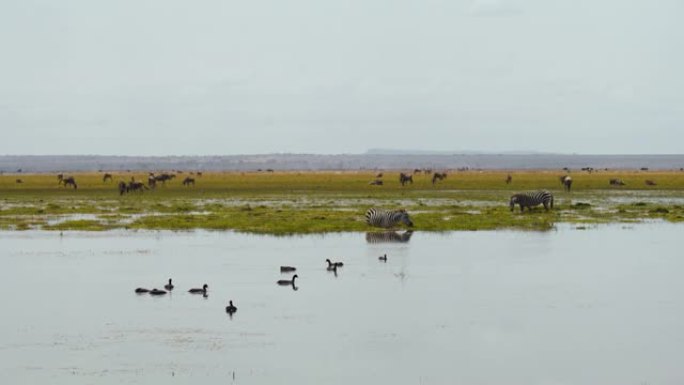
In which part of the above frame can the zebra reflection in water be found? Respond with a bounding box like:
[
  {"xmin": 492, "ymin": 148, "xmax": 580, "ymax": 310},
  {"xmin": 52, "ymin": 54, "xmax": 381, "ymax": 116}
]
[{"xmin": 365, "ymin": 230, "xmax": 413, "ymax": 244}]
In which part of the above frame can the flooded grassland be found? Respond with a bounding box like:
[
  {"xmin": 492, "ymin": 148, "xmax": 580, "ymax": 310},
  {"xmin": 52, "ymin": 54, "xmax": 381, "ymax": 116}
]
[{"xmin": 1, "ymin": 171, "xmax": 684, "ymax": 233}]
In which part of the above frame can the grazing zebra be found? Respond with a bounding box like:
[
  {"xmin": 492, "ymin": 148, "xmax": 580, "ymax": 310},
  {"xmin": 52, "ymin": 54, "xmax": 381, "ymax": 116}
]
[
  {"xmin": 399, "ymin": 173, "xmax": 413, "ymax": 186},
  {"xmin": 182, "ymin": 177, "xmax": 195, "ymax": 186},
  {"xmin": 509, "ymin": 191, "xmax": 554, "ymax": 212},
  {"xmin": 609, "ymin": 178, "xmax": 626, "ymax": 186},
  {"xmin": 61, "ymin": 176, "xmax": 78, "ymax": 189},
  {"xmin": 432, "ymin": 172, "xmax": 447, "ymax": 185},
  {"xmin": 559, "ymin": 175, "xmax": 572, "ymax": 191},
  {"xmin": 365, "ymin": 230, "xmax": 413, "ymax": 244},
  {"xmin": 645, "ymin": 179, "xmax": 657, "ymax": 186},
  {"xmin": 369, "ymin": 179, "xmax": 383, "ymax": 185},
  {"xmin": 505, "ymin": 174, "xmax": 512, "ymax": 184},
  {"xmin": 103, "ymin": 173, "xmax": 113, "ymax": 182},
  {"xmin": 365, "ymin": 208, "xmax": 413, "ymax": 228}
]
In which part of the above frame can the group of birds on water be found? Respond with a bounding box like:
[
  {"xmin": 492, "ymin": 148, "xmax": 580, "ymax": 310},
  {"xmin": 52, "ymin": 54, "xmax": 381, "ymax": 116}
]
[{"xmin": 134, "ymin": 255, "xmax": 389, "ymax": 316}]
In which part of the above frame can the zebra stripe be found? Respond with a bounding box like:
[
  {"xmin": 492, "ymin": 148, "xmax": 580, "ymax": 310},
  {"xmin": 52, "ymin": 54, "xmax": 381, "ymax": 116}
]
[
  {"xmin": 509, "ymin": 190, "xmax": 554, "ymax": 212},
  {"xmin": 365, "ymin": 208, "xmax": 414, "ymax": 228},
  {"xmin": 365, "ymin": 231, "xmax": 413, "ymax": 243}
]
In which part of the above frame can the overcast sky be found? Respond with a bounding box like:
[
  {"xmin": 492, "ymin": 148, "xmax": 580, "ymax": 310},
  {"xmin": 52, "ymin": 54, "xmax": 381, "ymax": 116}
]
[{"xmin": 1, "ymin": 0, "xmax": 682, "ymax": 155}]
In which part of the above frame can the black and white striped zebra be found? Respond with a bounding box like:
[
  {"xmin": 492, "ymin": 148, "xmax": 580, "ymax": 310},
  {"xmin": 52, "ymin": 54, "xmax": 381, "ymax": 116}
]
[
  {"xmin": 509, "ymin": 191, "xmax": 554, "ymax": 212},
  {"xmin": 365, "ymin": 208, "xmax": 413, "ymax": 228},
  {"xmin": 365, "ymin": 231, "xmax": 413, "ymax": 244}
]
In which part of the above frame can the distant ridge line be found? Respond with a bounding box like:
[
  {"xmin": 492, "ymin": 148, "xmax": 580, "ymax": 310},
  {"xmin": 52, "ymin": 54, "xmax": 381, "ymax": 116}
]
[{"xmin": 0, "ymin": 154, "xmax": 682, "ymax": 173}]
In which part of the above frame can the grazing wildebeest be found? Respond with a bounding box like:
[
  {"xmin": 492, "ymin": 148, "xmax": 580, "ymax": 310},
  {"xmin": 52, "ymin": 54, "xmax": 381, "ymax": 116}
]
[
  {"xmin": 640, "ymin": 167, "xmax": 649, "ymax": 171},
  {"xmin": 61, "ymin": 176, "xmax": 77, "ymax": 189},
  {"xmin": 182, "ymin": 177, "xmax": 195, "ymax": 186},
  {"xmin": 127, "ymin": 181, "xmax": 147, "ymax": 192},
  {"xmin": 413, "ymin": 169, "xmax": 422, "ymax": 174},
  {"xmin": 432, "ymin": 172, "xmax": 447, "ymax": 185},
  {"xmin": 266, "ymin": 169, "xmax": 274, "ymax": 173},
  {"xmin": 197, "ymin": 172, "xmax": 202, "ymax": 177},
  {"xmin": 609, "ymin": 178, "xmax": 626, "ymax": 186},
  {"xmin": 15, "ymin": 179, "xmax": 23, "ymax": 184},
  {"xmin": 154, "ymin": 173, "xmax": 175, "ymax": 185},
  {"xmin": 399, "ymin": 173, "xmax": 413, "ymax": 186},
  {"xmin": 645, "ymin": 180, "xmax": 657, "ymax": 186},
  {"xmin": 505, "ymin": 174, "xmax": 512, "ymax": 184},
  {"xmin": 57, "ymin": 173, "xmax": 64, "ymax": 182},
  {"xmin": 118, "ymin": 181, "xmax": 127, "ymax": 195},
  {"xmin": 559, "ymin": 175, "xmax": 572, "ymax": 191},
  {"xmin": 147, "ymin": 175, "xmax": 157, "ymax": 189},
  {"xmin": 103, "ymin": 173, "xmax": 113, "ymax": 182},
  {"xmin": 369, "ymin": 180, "xmax": 383, "ymax": 186},
  {"xmin": 376, "ymin": 173, "xmax": 383, "ymax": 178}
]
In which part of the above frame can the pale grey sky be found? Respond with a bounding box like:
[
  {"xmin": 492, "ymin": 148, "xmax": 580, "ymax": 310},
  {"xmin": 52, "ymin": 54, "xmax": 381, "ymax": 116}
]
[{"xmin": 1, "ymin": 0, "xmax": 682, "ymax": 155}]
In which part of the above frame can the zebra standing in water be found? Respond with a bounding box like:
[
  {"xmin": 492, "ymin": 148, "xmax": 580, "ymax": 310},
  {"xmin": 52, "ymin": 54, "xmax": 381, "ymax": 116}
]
[
  {"xmin": 365, "ymin": 208, "xmax": 414, "ymax": 228},
  {"xmin": 509, "ymin": 191, "xmax": 554, "ymax": 212}
]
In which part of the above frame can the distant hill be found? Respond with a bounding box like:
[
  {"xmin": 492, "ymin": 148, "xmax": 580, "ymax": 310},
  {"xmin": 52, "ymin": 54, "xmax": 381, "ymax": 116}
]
[
  {"xmin": 365, "ymin": 149, "xmax": 556, "ymax": 155},
  {"xmin": 0, "ymin": 154, "xmax": 682, "ymax": 173}
]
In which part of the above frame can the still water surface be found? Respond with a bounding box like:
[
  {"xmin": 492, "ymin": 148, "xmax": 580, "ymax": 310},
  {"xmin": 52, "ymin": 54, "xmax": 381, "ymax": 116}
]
[{"xmin": 1, "ymin": 224, "xmax": 683, "ymax": 385}]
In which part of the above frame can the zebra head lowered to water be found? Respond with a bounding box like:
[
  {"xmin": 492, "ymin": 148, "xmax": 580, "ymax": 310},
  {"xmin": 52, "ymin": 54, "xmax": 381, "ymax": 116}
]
[
  {"xmin": 509, "ymin": 190, "xmax": 554, "ymax": 212},
  {"xmin": 365, "ymin": 208, "xmax": 413, "ymax": 228}
]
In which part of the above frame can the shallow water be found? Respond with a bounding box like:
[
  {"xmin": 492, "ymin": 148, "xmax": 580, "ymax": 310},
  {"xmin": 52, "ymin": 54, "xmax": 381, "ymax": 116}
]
[{"xmin": 1, "ymin": 224, "xmax": 683, "ymax": 385}]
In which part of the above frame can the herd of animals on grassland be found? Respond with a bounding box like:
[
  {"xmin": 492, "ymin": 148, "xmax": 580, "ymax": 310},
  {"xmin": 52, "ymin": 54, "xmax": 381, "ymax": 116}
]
[{"xmin": 8, "ymin": 167, "xmax": 678, "ymax": 230}]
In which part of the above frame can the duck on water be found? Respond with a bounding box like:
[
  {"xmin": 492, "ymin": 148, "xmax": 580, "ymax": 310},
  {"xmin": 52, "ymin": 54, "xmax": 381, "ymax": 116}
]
[
  {"xmin": 277, "ymin": 275, "xmax": 298, "ymax": 286},
  {"xmin": 189, "ymin": 284, "xmax": 208, "ymax": 294}
]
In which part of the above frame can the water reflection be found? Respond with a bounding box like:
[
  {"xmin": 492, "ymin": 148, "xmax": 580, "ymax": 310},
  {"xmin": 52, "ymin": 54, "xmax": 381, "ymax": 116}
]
[{"xmin": 365, "ymin": 230, "xmax": 413, "ymax": 243}]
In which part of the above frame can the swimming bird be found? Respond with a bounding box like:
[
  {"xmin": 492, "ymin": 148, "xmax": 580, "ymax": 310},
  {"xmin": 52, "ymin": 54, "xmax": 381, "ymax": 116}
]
[
  {"xmin": 164, "ymin": 278, "xmax": 174, "ymax": 291},
  {"xmin": 325, "ymin": 259, "xmax": 344, "ymax": 268},
  {"xmin": 379, "ymin": 254, "xmax": 387, "ymax": 262},
  {"xmin": 149, "ymin": 288, "xmax": 167, "ymax": 295},
  {"xmin": 188, "ymin": 284, "xmax": 208, "ymax": 294},
  {"xmin": 280, "ymin": 266, "xmax": 296, "ymax": 273},
  {"xmin": 135, "ymin": 288, "xmax": 150, "ymax": 294},
  {"xmin": 277, "ymin": 274, "xmax": 298, "ymax": 286},
  {"xmin": 225, "ymin": 300, "xmax": 237, "ymax": 314}
]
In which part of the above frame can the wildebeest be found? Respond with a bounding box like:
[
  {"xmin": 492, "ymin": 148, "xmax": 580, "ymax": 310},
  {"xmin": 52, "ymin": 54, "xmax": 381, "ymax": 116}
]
[
  {"xmin": 376, "ymin": 172, "xmax": 383, "ymax": 178},
  {"xmin": 399, "ymin": 173, "xmax": 413, "ymax": 186},
  {"xmin": 60, "ymin": 176, "xmax": 78, "ymax": 189},
  {"xmin": 609, "ymin": 178, "xmax": 626, "ymax": 186},
  {"xmin": 432, "ymin": 172, "xmax": 447, "ymax": 185},
  {"xmin": 15, "ymin": 179, "xmax": 23, "ymax": 184},
  {"xmin": 645, "ymin": 180, "xmax": 657, "ymax": 186},
  {"xmin": 505, "ymin": 174, "xmax": 512, "ymax": 184},
  {"xmin": 118, "ymin": 181, "xmax": 127, "ymax": 195},
  {"xmin": 369, "ymin": 179, "xmax": 383, "ymax": 186},
  {"xmin": 127, "ymin": 181, "xmax": 148, "ymax": 192},
  {"xmin": 103, "ymin": 173, "xmax": 113, "ymax": 182},
  {"xmin": 57, "ymin": 173, "xmax": 63, "ymax": 182},
  {"xmin": 154, "ymin": 173, "xmax": 175, "ymax": 185},
  {"xmin": 147, "ymin": 175, "xmax": 157, "ymax": 189},
  {"xmin": 559, "ymin": 175, "xmax": 572, "ymax": 191},
  {"xmin": 182, "ymin": 177, "xmax": 195, "ymax": 186}
]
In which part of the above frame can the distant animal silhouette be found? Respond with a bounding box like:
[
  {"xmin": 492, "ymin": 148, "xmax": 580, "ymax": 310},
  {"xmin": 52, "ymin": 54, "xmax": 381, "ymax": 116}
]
[
  {"xmin": 60, "ymin": 176, "xmax": 77, "ymax": 189},
  {"xmin": 182, "ymin": 177, "xmax": 195, "ymax": 186},
  {"xmin": 103, "ymin": 173, "xmax": 113, "ymax": 182},
  {"xmin": 15, "ymin": 179, "xmax": 22, "ymax": 184},
  {"xmin": 609, "ymin": 178, "xmax": 626, "ymax": 186},
  {"xmin": 432, "ymin": 172, "xmax": 447, "ymax": 185},
  {"xmin": 505, "ymin": 174, "xmax": 512, "ymax": 184},
  {"xmin": 559, "ymin": 175, "xmax": 572, "ymax": 191},
  {"xmin": 645, "ymin": 180, "xmax": 657, "ymax": 186},
  {"xmin": 399, "ymin": 173, "xmax": 413, "ymax": 186},
  {"xmin": 369, "ymin": 179, "xmax": 383, "ymax": 185}
]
